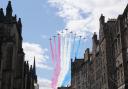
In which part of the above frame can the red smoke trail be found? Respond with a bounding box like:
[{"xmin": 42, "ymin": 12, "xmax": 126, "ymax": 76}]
[
  {"xmin": 51, "ymin": 36, "xmax": 57, "ymax": 89},
  {"xmin": 51, "ymin": 35, "xmax": 61, "ymax": 89},
  {"xmin": 50, "ymin": 38, "xmax": 54, "ymax": 63},
  {"xmin": 58, "ymin": 34, "xmax": 61, "ymax": 61},
  {"xmin": 51, "ymin": 63, "xmax": 61, "ymax": 89},
  {"xmin": 55, "ymin": 34, "xmax": 61, "ymax": 88},
  {"xmin": 53, "ymin": 36, "xmax": 57, "ymax": 61}
]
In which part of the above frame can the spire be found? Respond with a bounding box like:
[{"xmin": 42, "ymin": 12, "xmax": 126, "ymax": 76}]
[
  {"xmin": 24, "ymin": 61, "xmax": 27, "ymax": 74},
  {"xmin": 0, "ymin": 8, "xmax": 4, "ymax": 22},
  {"xmin": 18, "ymin": 18, "xmax": 22, "ymax": 28},
  {"xmin": 6, "ymin": 1, "xmax": 13, "ymax": 17},
  {"xmin": 14, "ymin": 14, "xmax": 17, "ymax": 20},
  {"xmin": 0, "ymin": 8, "xmax": 4, "ymax": 16},
  {"xmin": 33, "ymin": 56, "xmax": 37, "ymax": 83},
  {"xmin": 92, "ymin": 32, "xmax": 98, "ymax": 54},
  {"xmin": 30, "ymin": 65, "xmax": 33, "ymax": 74},
  {"xmin": 92, "ymin": 32, "xmax": 97, "ymax": 41},
  {"xmin": 33, "ymin": 56, "xmax": 36, "ymax": 75},
  {"xmin": 26, "ymin": 61, "xmax": 29, "ymax": 70},
  {"xmin": 99, "ymin": 14, "xmax": 105, "ymax": 24},
  {"xmin": 17, "ymin": 18, "xmax": 22, "ymax": 39},
  {"xmin": 27, "ymin": 61, "xmax": 29, "ymax": 66}
]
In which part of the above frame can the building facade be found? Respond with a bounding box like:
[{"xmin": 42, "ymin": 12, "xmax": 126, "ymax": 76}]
[
  {"xmin": 0, "ymin": 1, "xmax": 38, "ymax": 89},
  {"xmin": 59, "ymin": 3, "xmax": 128, "ymax": 89}
]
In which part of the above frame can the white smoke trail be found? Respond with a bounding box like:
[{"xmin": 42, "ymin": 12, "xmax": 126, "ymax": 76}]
[
  {"xmin": 57, "ymin": 32, "xmax": 69, "ymax": 86},
  {"xmin": 57, "ymin": 33, "xmax": 64, "ymax": 86},
  {"xmin": 67, "ymin": 32, "xmax": 72, "ymax": 68},
  {"xmin": 65, "ymin": 33, "xmax": 72, "ymax": 75},
  {"xmin": 60, "ymin": 33, "xmax": 64, "ymax": 67},
  {"xmin": 70, "ymin": 33, "xmax": 76, "ymax": 60},
  {"xmin": 57, "ymin": 31, "xmax": 73, "ymax": 87}
]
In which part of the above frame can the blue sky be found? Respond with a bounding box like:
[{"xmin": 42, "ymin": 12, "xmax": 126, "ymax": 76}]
[{"xmin": 0, "ymin": 0, "xmax": 128, "ymax": 89}]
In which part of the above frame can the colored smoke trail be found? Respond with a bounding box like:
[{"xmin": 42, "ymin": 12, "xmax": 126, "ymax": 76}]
[
  {"xmin": 82, "ymin": 38, "xmax": 87, "ymax": 54},
  {"xmin": 57, "ymin": 32, "xmax": 73, "ymax": 86},
  {"xmin": 51, "ymin": 34, "xmax": 62, "ymax": 89},
  {"xmin": 76, "ymin": 36, "xmax": 82, "ymax": 58},
  {"xmin": 66, "ymin": 33, "xmax": 70, "ymax": 53},
  {"xmin": 50, "ymin": 31, "xmax": 88, "ymax": 88},
  {"xmin": 56, "ymin": 34, "xmax": 61, "ymax": 83},
  {"xmin": 57, "ymin": 32, "xmax": 64, "ymax": 86},
  {"xmin": 66, "ymin": 32, "xmax": 72, "ymax": 71},
  {"xmin": 66, "ymin": 32, "xmax": 72, "ymax": 64},
  {"xmin": 65, "ymin": 33, "xmax": 69, "ymax": 69},
  {"xmin": 58, "ymin": 34, "xmax": 61, "ymax": 62},
  {"xmin": 51, "ymin": 37, "xmax": 57, "ymax": 89},
  {"xmin": 57, "ymin": 32, "xmax": 68, "ymax": 86},
  {"xmin": 64, "ymin": 32, "xmax": 72, "ymax": 84},
  {"xmin": 60, "ymin": 32, "xmax": 64, "ymax": 66},
  {"xmin": 62, "ymin": 33, "xmax": 68, "ymax": 79},
  {"xmin": 71, "ymin": 34, "xmax": 76, "ymax": 59},
  {"xmin": 50, "ymin": 38, "xmax": 54, "ymax": 63},
  {"xmin": 52, "ymin": 61, "xmax": 61, "ymax": 89},
  {"xmin": 53, "ymin": 36, "xmax": 57, "ymax": 61}
]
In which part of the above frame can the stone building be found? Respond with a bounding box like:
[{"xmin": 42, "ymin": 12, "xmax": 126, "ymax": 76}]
[
  {"xmin": 59, "ymin": 3, "xmax": 128, "ymax": 89},
  {"xmin": 71, "ymin": 58, "xmax": 84, "ymax": 89},
  {"xmin": 0, "ymin": 1, "xmax": 38, "ymax": 89},
  {"xmin": 111, "ymin": 4, "xmax": 128, "ymax": 89}
]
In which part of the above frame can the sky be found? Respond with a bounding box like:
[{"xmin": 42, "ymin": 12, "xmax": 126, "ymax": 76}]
[{"xmin": 0, "ymin": 0, "xmax": 128, "ymax": 89}]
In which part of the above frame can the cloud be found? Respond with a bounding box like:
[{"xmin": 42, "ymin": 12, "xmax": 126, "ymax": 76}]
[
  {"xmin": 48, "ymin": 0, "xmax": 128, "ymax": 36},
  {"xmin": 23, "ymin": 42, "xmax": 52, "ymax": 70},
  {"xmin": 48, "ymin": 0, "xmax": 128, "ymax": 87},
  {"xmin": 38, "ymin": 78, "xmax": 52, "ymax": 89}
]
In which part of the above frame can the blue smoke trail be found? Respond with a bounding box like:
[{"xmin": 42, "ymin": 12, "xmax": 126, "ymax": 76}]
[
  {"xmin": 75, "ymin": 36, "xmax": 81, "ymax": 58},
  {"xmin": 79, "ymin": 38, "xmax": 86, "ymax": 58}
]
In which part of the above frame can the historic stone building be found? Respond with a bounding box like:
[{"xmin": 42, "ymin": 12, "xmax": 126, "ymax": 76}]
[
  {"xmin": 111, "ymin": 4, "xmax": 128, "ymax": 89},
  {"xmin": 71, "ymin": 58, "xmax": 84, "ymax": 89},
  {"xmin": 0, "ymin": 1, "xmax": 38, "ymax": 89},
  {"xmin": 59, "ymin": 3, "xmax": 128, "ymax": 89},
  {"xmin": 71, "ymin": 49, "xmax": 92, "ymax": 89},
  {"xmin": 72, "ymin": 9, "xmax": 118, "ymax": 89}
]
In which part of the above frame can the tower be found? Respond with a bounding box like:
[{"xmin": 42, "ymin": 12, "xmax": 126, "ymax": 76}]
[
  {"xmin": 0, "ymin": 8, "xmax": 4, "ymax": 22},
  {"xmin": 0, "ymin": 1, "xmax": 38, "ymax": 89},
  {"xmin": 33, "ymin": 57, "xmax": 37, "ymax": 83},
  {"xmin": 99, "ymin": 14, "xmax": 105, "ymax": 41},
  {"xmin": 6, "ymin": 1, "xmax": 13, "ymax": 17},
  {"xmin": 92, "ymin": 32, "xmax": 98, "ymax": 56}
]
